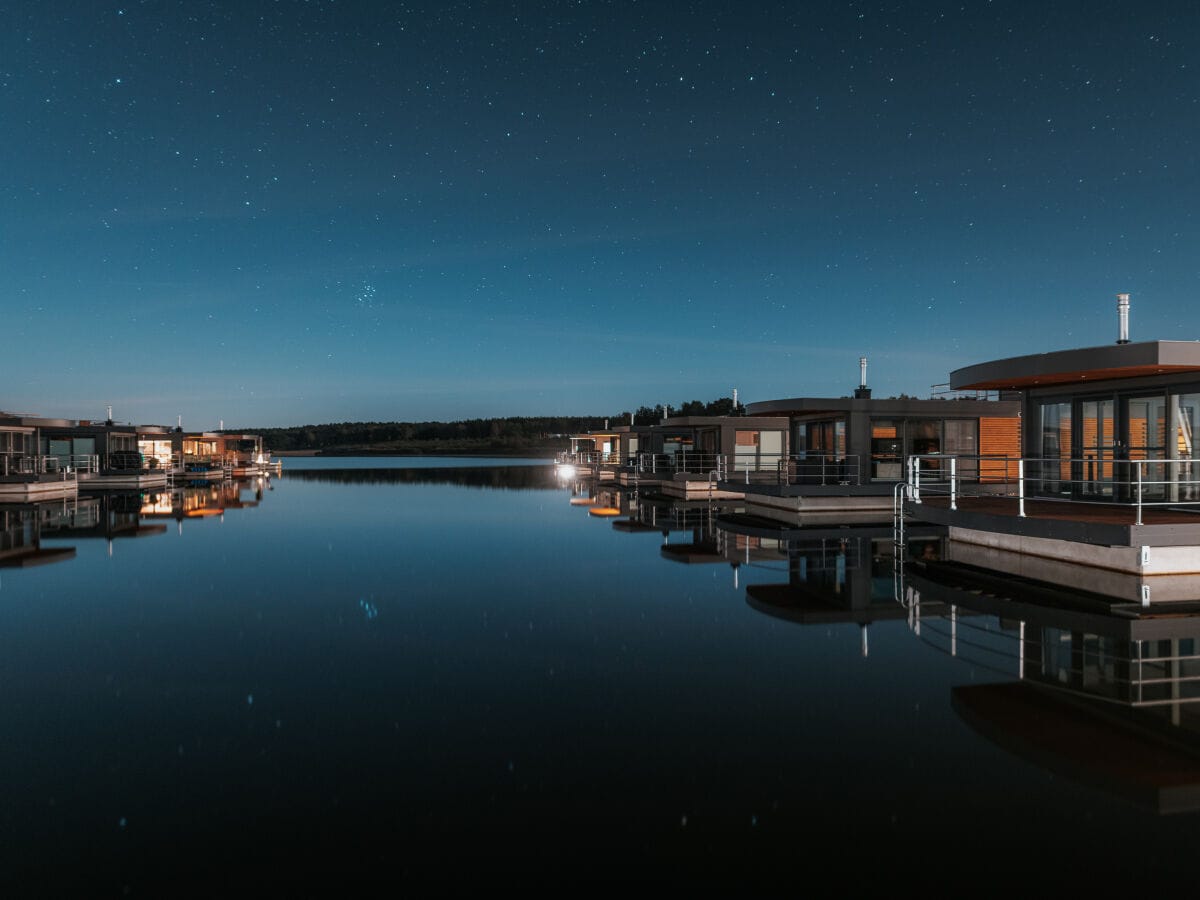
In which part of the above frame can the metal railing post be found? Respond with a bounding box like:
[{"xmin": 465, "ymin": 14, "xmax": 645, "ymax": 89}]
[
  {"xmin": 949, "ymin": 457, "xmax": 957, "ymax": 511},
  {"xmin": 1018, "ymin": 458, "xmax": 1026, "ymax": 518},
  {"xmin": 913, "ymin": 456, "xmax": 922, "ymax": 503},
  {"xmin": 1136, "ymin": 461, "xmax": 1143, "ymax": 526}
]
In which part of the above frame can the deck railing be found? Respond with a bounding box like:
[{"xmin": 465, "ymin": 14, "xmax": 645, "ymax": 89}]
[
  {"xmin": 777, "ymin": 454, "xmax": 862, "ymax": 486},
  {"xmin": 633, "ymin": 452, "xmax": 731, "ymax": 478},
  {"xmin": 0, "ymin": 453, "xmax": 84, "ymax": 479},
  {"xmin": 905, "ymin": 454, "xmax": 1200, "ymax": 524},
  {"xmin": 556, "ymin": 451, "xmax": 622, "ymax": 467}
]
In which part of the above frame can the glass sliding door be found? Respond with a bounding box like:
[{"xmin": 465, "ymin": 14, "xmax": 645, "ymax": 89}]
[
  {"xmin": 1038, "ymin": 401, "xmax": 1072, "ymax": 496},
  {"xmin": 1125, "ymin": 395, "xmax": 1167, "ymax": 501},
  {"xmin": 1077, "ymin": 398, "xmax": 1115, "ymax": 498},
  {"xmin": 799, "ymin": 419, "xmax": 846, "ymax": 484},
  {"xmin": 1171, "ymin": 392, "xmax": 1200, "ymax": 501}
]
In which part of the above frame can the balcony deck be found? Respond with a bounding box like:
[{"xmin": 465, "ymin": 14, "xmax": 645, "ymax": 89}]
[{"xmin": 909, "ymin": 495, "xmax": 1200, "ymax": 548}]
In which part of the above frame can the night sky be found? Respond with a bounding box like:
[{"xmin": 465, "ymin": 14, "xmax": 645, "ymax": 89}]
[{"xmin": 5, "ymin": 1, "xmax": 1200, "ymax": 427}]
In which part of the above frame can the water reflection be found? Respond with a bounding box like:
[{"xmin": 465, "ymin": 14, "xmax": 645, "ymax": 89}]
[
  {"xmin": 140, "ymin": 478, "xmax": 268, "ymax": 522},
  {"xmin": 7, "ymin": 461, "xmax": 1200, "ymax": 890},
  {"xmin": 729, "ymin": 521, "xmax": 948, "ymax": 652},
  {"xmin": 0, "ymin": 501, "xmax": 84, "ymax": 567},
  {"xmin": 284, "ymin": 465, "xmax": 559, "ymax": 489},
  {"xmin": 39, "ymin": 491, "xmax": 168, "ymax": 542},
  {"xmin": 902, "ymin": 556, "xmax": 1200, "ymax": 814}
]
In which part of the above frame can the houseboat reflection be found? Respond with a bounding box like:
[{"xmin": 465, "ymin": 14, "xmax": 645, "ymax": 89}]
[
  {"xmin": 901, "ymin": 556, "xmax": 1200, "ymax": 814},
  {"xmin": 0, "ymin": 501, "xmax": 88, "ymax": 568},
  {"xmin": 731, "ymin": 521, "xmax": 948, "ymax": 655}
]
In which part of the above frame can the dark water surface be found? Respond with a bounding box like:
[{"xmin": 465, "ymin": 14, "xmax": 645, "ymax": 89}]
[{"xmin": 3, "ymin": 463, "xmax": 1200, "ymax": 892}]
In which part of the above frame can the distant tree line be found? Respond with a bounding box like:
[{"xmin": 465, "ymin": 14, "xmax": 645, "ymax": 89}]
[{"xmin": 232, "ymin": 397, "xmax": 744, "ymax": 453}]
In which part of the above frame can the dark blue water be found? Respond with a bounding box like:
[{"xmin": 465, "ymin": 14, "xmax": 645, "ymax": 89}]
[{"xmin": 3, "ymin": 464, "xmax": 1199, "ymax": 892}]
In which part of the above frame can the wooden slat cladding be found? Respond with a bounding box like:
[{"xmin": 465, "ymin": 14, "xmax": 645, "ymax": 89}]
[{"xmin": 979, "ymin": 417, "xmax": 1021, "ymax": 481}]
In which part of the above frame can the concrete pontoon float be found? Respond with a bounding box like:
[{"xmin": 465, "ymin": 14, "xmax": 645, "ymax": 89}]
[{"xmin": 898, "ymin": 296, "xmax": 1200, "ymax": 605}]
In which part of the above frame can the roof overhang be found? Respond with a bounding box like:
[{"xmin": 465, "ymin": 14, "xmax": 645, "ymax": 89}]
[
  {"xmin": 747, "ymin": 397, "xmax": 1018, "ymax": 417},
  {"xmin": 658, "ymin": 416, "xmax": 788, "ymax": 428},
  {"xmin": 951, "ymin": 341, "xmax": 1200, "ymax": 391}
]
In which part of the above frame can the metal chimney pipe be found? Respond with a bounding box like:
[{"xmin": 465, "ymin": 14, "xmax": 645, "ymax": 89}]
[
  {"xmin": 854, "ymin": 357, "xmax": 872, "ymax": 399},
  {"xmin": 1117, "ymin": 293, "xmax": 1130, "ymax": 344},
  {"xmin": 732, "ymin": 388, "xmax": 738, "ymax": 409}
]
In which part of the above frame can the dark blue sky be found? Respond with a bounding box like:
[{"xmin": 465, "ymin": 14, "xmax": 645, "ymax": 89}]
[{"xmin": 5, "ymin": 1, "xmax": 1199, "ymax": 427}]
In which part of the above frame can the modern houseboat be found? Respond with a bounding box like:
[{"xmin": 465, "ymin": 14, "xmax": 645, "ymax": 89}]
[
  {"xmin": 24, "ymin": 417, "xmax": 170, "ymax": 489},
  {"xmin": 740, "ymin": 359, "xmax": 1021, "ymax": 524},
  {"xmin": 626, "ymin": 415, "xmax": 790, "ymax": 499},
  {"xmin": 176, "ymin": 431, "xmax": 228, "ymax": 480},
  {"xmin": 559, "ymin": 424, "xmax": 652, "ymax": 480},
  {"xmin": 899, "ymin": 295, "xmax": 1200, "ymax": 605},
  {"xmin": 220, "ymin": 433, "xmax": 280, "ymax": 476},
  {"xmin": 0, "ymin": 416, "xmax": 79, "ymax": 500}
]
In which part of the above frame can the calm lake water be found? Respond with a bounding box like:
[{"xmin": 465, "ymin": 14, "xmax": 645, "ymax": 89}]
[{"xmin": 4, "ymin": 461, "xmax": 1200, "ymax": 892}]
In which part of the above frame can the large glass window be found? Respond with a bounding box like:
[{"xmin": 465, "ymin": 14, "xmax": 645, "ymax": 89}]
[
  {"xmin": 944, "ymin": 419, "xmax": 979, "ymax": 481},
  {"xmin": 733, "ymin": 429, "xmax": 759, "ymax": 472},
  {"xmin": 759, "ymin": 429, "xmax": 783, "ymax": 469},
  {"xmin": 868, "ymin": 418, "xmax": 979, "ymax": 481},
  {"xmin": 1171, "ymin": 392, "xmax": 1200, "ymax": 500},
  {"xmin": 870, "ymin": 421, "xmax": 901, "ymax": 480},
  {"xmin": 792, "ymin": 418, "xmax": 846, "ymax": 483},
  {"xmin": 1039, "ymin": 401, "xmax": 1072, "ymax": 495},
  {"xmin": 1127, "ymin": 395, "xmax": 1167, "ymax": 500}
]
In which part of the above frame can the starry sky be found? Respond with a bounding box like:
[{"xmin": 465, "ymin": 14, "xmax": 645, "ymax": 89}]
[{"xmin": 5, "ymin": 1, "xmax": 1200, "ymax": 427}]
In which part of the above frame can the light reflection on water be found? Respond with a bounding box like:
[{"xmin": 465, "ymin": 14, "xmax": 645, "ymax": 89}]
[{"xmin": 2, "ymin": 463, "xmax": 1200, "ymax": 890}]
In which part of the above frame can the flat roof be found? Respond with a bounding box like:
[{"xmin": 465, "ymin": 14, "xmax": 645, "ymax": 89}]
[
  {"xmin": 950, "ymin": 340, "xmax": 1200, "ymax": 391},
  {"xmin": 658, "ymin": 416, "xmax": 787, "ymax": 427},
  {"xmin": 746, "ymin": 397, "xmax": 1017, "ymax": 417}
]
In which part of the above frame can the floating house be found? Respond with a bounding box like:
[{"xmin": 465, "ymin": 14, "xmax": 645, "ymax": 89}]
[
  {"xmin": 901, "ymin": 296, "xmax": 1200, "ymax": 605},
  {"xmin": 39, "ymin": 418, "xmax": 169, "ymax": 488},
  {"xmin": 0, "ymin": 416, "xmax": 78, "ymax": 500},
  {"xmin": 220, "ymin": 433, "xmax": 280, "ymax": 476},
  {"xmin": 626, "ymin": 414, "xmax": 791, "ymax": 499},
  {"xmin": 176, "ymin": 431, "xmax": 227, "ymax": 480},
  {"xmin": 741, "ymin": 359, "xmax": 1021, "ymax": 524},
  {"xmin": 0, "ymin": 413, "xmax": 169, "ymax": 490},
  {"xmin": 560, "ymin": 424, "xmax": 652, "ymax": 480}
]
